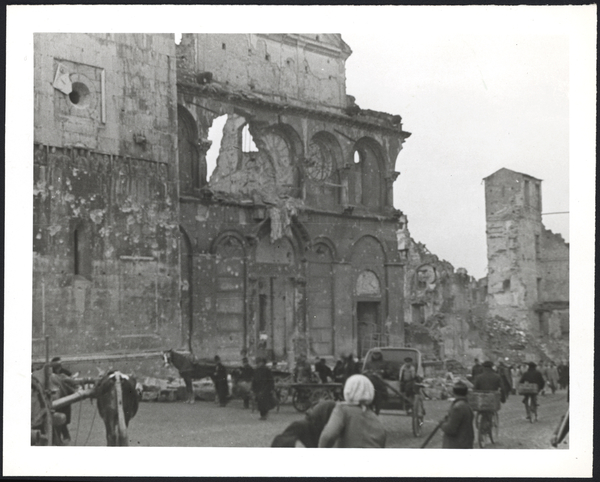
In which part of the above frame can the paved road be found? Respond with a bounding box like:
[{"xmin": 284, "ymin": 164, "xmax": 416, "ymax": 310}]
[{"xmin": 67, "ymin": 389, "xmax": 568, "ymax": 449}]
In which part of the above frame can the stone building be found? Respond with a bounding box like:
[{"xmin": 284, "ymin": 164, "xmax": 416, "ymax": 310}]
[
  {"xmin": 33, "ymin": 34, "xmax": 182, "ymax": 367},
  {"xmin": 32, "ymin": 33, "xmax": 411, "ymax": 370},
  {"xmin": 483, "ymin": 168, "xmax": 569, "ymax": 360},
  {"xmin": 175, "ymin": 34, "xmax": 411, "ymax": 366}
]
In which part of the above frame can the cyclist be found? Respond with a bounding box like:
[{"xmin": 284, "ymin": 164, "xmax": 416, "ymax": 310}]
[
  {"xmin": 519, "ymin": 362, "xmax": 545, "ymax": 421},
  {"xmin": 473, "ymin": 360, "xmax": 503, "ymax": 444}
]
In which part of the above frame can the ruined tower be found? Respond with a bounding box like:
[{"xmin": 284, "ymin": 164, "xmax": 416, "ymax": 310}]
[{"xmin": 483, "ymin": 168, "xmax": 569, "ymax": 359}]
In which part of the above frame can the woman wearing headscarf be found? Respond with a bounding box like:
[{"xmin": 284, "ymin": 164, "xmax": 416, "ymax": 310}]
[{"xmin": 318, "ymin": 374, "xmax": 386, "ymax": 448}]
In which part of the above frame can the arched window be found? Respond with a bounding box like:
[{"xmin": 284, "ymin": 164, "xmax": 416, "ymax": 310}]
[
  {"xmin": 73, "ymin": 224, "xmax": 92, "ymax": 279},
  {"xmin": 352, "ymin": 139, "xmax": 384, "ymax": 208},
  {"xmin": 307, "ymin": 242, "xmax": 335, "ymax": 356},
  {"xmin": 178, "ymin": 106, "xmax": 206, "ymax": 192}
]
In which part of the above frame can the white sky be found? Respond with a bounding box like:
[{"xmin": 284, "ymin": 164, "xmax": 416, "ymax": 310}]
[
  {"xmin": 343, "ymin": 31, "xmax": 570, "ymax": 278},
  {"xmin": 4, "ymin": 4, "xmax": 595, "ymax": 478}
]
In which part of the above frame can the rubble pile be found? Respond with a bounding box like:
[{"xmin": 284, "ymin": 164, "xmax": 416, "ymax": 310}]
[
  {"xmin": 421, "ymin": 373, "xmax": 473, "ymax": 400},
  {"xmin": 139, "ymin": 376, "xmax": 234, "ymax": 402}
]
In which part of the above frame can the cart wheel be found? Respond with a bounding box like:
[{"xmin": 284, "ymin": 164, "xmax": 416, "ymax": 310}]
[
  {"xmin": 292, "ymin": 389, "xmax": 312, "ymax": 413},
  {"xmin": 412, "ymin": 395, "xmax": 425, "ymax": 437},
  {"xmin": 310, "ymin": 388, "xmax": 333, "ymax": 406}
]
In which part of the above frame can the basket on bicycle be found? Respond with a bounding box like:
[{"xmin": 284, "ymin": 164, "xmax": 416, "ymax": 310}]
[
  {"xmin": 517, "ymin": 382, "xmax": 538, "ymax": 395},
  {"xmin": 467, "ymin": 390, "xmax": 501, "ymax": 411}
]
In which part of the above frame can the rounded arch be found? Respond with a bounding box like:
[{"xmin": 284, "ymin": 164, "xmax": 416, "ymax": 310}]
[
  {"xmin": 309, "ymin": 131, "xmax": 344, "ymax": 173},
  {"xmin": 209, "ymin": 230, "xmax": 247, "ymax": 257},
  {"xmin": 351, "ymin": 137, "xmax": 386, "ymax": 208},
  {"xmin": 308, "ymin": 236, "xmax": 339, "ymax": 262},
  {"xmin": 350, "ymin": 234, "xmax": 388, "ymax": 265}
]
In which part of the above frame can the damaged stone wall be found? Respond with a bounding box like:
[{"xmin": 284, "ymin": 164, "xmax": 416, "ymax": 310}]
[
  {"xmin": 401, "ymin": 227, "xmax": 488, "ymax": 367},
  {"xmin": 33, "ymin": 34, "xmax": 181, "ymax": 360},
  {"xmin": 178, "ymin": 34, "xmax": 351, "ymax": 112},
  {"xmin": 483, "ymin": 168, "xmax": 569, "ymax": 362}
]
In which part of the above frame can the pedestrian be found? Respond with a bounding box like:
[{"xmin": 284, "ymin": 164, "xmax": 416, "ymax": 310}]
[
  {"xmin": 239, "ymin": 357, "xmax": 254, "ymax": 409},
  {"xmin": 50, "ymin": 357, "xmax": 74, "ymax": 443},
  {"xmin": 539, "ymin": 361, "xmax": 549, "ymax": 396},
  {"xmin": 314, "ymin": 358, "xmax": 333, "ymax": 384},
  {"xmin": 213, "ymin": 355, "xmax": 229, "ymax": 407},
  {"xmin": 440, "ymin": 380, "xmax": 474, "ymax": 448},
  {"xmin": 332, "ymin": 357, "xmax": 345, "ymax": 384},
  {"xmin": 294, "ymin": 354, "xmax": 313, "ymax": 383},
  {"xmin": 471, "ymin": 358, "xmax": 484, "ymax": 381},
  {"xmin": 342, "ymin": 354, "xmax": 359, "ymax": 383},
  {"xmin": 318, "ymin": 374, "xmax": 386, "ymax": 448},
  {"xmin": 399, "ymin": 357, "xmax": 417, "ymax": 411},
  {"xmin": 546, "ymin": 361, "xmax": 559, "ymax": 394},
  {"xmin": 496, "ymin": 360, "xmax": 512, "ymax": 401},
  {"xmin": 510, "ymin": 365, "xmax": 520, "ymax": 395},
  {"xmin": 252, "ymin": 357, "xmax": 275, "ymax": 420}
]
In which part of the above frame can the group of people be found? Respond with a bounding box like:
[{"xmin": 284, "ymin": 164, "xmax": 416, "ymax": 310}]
[{"xmin": 471, "ymin": 357, "xmax": 569, "ymax": 398}]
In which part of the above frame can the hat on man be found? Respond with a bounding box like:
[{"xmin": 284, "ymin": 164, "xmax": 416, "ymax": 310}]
[
  {"xmin": 528, "ymin": 361, "xmax": 537, "ymax": 369},
  {"xmin": 404, "ymin": 357, "xmax": 413, "ymax": 363},
  {"xmin": 482, "ymin": 360, "xmax": 494, "ymax": 368},
  {"xmin": 453, "ymin": 380, "xmax": 469, "ymax": 396}
]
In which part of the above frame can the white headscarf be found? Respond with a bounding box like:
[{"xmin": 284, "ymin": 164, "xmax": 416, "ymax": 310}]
[{"xmin": 343, "ymin": 374, "xmax": 375, "ymax": 411}]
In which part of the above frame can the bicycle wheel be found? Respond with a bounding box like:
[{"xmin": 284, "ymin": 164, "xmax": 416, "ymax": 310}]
[
  {"xmin": 477, "ymin": 413, "xmax": 486, "ymax": 448},
  {"xmin": 292, "ymin": 389, "xmax": 312, "ymax": 412},
  {"xmin": 531, "ymin": 400, "xmax": 538, "ymax": 422},
  {"xmin": 492, "ymin": 411, "xmax": 499, "ymax": 442},
  {"xmin": 412, "ymin": 395, "xmax": 425, "ymax": 437}
]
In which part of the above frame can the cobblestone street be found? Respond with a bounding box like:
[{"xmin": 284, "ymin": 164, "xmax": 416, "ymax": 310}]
[{"xmin": 68, "ymin": 389, "xmax": 568, "ymax": 449}]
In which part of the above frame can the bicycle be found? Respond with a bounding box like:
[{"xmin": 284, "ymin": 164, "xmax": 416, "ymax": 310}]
[
  {"xmin": 518, "ymin": 382, "xmax": 539, "ymax": 423},
  {"xmin": 468, "ymin": 390, "xmax": 501, "ymax": 448},
  {"xmin": 475, "ymin": 409, "xmax": 499, "ymax": 448},
  {"xmin": 523, "ymin": 394, "xmax": 538, "ymax": 422}
]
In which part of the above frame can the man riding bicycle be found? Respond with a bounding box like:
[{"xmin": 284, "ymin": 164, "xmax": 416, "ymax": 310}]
[
  {"xmin": 472, "ymin": 360, "xmax": 503, "ymax": 446},
  {"xmin": 519, "ymin": 362, "xmax": 545, "ymax": 421}
]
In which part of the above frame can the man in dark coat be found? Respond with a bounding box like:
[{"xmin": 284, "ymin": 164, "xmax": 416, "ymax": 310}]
[
  {"xmin": 471, "ymin": 358, "xmax": 484, "ymax": 380},
  {"xmin": 314, "ymin": 358, "xmax": 333, "ymax": 384},
  {"xmin": 252, "ymin": 357, "xmax": 275, "ymax": 420},
  {"xmin": 213, "ymin": 355, "xmax": 229, "ymax": 407},
  {"xmin": 239, "ymin": 357, "xmax": 254, "ymax": 409},
  {"xmin": 50, "ymin": 357, "xmax": 75, "ymax": 443},
  {"xmin": 519, "ymin": 362, "xmax": 545, "ymax": 419},
  {"xmin": 474, "ymin": 360, "xmax": 504, "ymax": 398},
  {"xmin": 440, "ymin": 381, "xmax": 474, "ymax": 448}
]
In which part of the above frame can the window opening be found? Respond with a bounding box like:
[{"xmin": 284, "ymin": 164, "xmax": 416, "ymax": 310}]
[
  {"xmin": 174, "ymin": 33, "xmax": 182, "ymax": 45},
  {"xmin": 353, "ymin": 150, "xmax": 362, "ymax": 164},
  {"xmin": 205, "ymin": 114, "xmax": 228, "ymax": 181},
  {"xmin": 524, "ymin": 179, "xmax": 530, "ymax": 207},
  {"xmin": 259, "ymin": 294, "xmax": 268, "ymax": 332},
  {"xmin": 242, "ymin": 124, "xmax": 258, "ymax": 153},
  {"xmin": 503, "ymin": 279, "xmax": 511, "ymax": 291}
]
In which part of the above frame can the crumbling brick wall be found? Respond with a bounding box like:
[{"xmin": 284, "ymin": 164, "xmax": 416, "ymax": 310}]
[{"xmin": 33, "ymin": 34, "xmax": 181, "ymax": 359}]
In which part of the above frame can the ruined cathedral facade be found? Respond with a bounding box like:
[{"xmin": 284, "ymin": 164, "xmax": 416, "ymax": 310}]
[{"xmin": 33, "ymin": 34, "xmax": 411, "ymax": 368}]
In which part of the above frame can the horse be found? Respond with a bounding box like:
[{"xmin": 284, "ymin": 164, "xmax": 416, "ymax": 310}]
[
  {"xmin": 94, "ymin": 371, "xmax": 139, "ymax": 446},
  {"xmin": 163, "ymin": 349, "xmax": 216, "ymax": 403}
]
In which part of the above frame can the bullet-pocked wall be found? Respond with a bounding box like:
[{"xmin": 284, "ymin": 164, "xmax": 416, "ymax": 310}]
[
  {"xmin": 33, "ymin": 33, "xmax": 181, "ymax": 359},
  {"xmin": 176, "ymin": 34, "xmax": 410, "ymax": 366}
]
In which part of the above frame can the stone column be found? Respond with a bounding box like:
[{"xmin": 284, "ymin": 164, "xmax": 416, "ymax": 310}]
[
  {"xmin": 333, "ymin": 261, "xmax": 354, "ymax": 356},
  {"xmin": 385, "ymin": 262, "xmax": 405, "ymax": 345}
]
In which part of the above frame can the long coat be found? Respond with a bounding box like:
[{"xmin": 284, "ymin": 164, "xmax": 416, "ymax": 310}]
[{"xmin": 441, "ymin": 397, "xmax": 474, "ymax": 448}]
